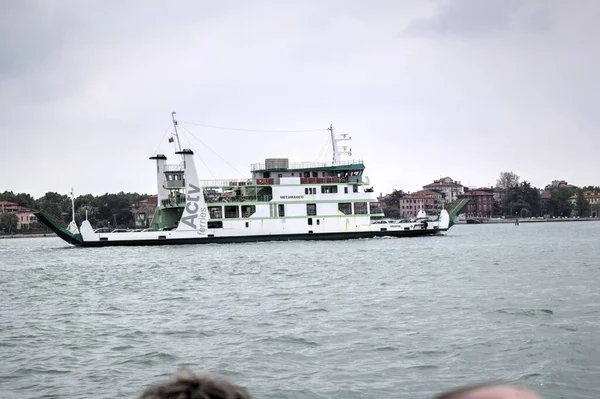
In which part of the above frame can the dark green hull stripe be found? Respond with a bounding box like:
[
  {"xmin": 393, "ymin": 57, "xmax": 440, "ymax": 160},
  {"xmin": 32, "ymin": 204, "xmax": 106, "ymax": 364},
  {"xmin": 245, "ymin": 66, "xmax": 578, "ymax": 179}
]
[{"xmin": 75, "ymin": 229, "xmax": 447, "ymax": 247}]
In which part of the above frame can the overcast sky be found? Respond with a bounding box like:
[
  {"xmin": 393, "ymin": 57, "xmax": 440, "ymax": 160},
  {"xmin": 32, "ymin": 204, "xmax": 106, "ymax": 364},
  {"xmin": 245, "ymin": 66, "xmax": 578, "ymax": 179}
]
[{"xmin": 1, "ymin": 0, "xmax": 598, "ymax": 198}]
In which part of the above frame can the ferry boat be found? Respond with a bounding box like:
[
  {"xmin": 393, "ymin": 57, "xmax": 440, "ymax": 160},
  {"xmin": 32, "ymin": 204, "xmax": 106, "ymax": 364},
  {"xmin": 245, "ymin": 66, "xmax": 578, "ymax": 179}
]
[{"xmin": 35, "ymin": 114, "xmax": 458, "ymax": 247}]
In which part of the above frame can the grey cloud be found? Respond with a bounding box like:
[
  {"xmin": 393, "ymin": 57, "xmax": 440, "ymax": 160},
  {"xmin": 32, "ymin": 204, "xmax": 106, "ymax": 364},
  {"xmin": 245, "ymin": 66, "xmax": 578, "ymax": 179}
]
[{"xmin": 404, "ymin": 0, "xmax": 552, "ymax": 36}]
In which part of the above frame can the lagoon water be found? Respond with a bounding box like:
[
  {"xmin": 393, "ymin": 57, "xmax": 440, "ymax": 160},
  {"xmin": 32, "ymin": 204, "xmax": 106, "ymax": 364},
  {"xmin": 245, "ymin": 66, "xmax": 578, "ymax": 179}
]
[{"xmin": 1, "ymin": 222, "xmax": 600, "ymax": 399}]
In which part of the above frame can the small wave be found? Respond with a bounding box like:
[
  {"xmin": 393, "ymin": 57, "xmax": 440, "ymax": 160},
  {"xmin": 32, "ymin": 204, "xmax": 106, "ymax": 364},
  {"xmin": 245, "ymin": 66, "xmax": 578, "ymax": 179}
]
[
  {"xmin": 259, "ymin": 335, "xmax": 319, "ymax": 347},
  {"xmin": 405, "ymin": 364, "xmax": 439, "ymax": 370},
  {"xmin": 373, "ymin": 346, "xmax": 398, "ymax": 352},
  {"xmin": 495, "ymin": 308, "xmax": 554, "ymax": 317},
  {"xmin": 519, "ymin": 373, "xmax": 543, "ymax": 380},
  {"xmin": 14, "ymin": 367, "xmax": 71, "ymax": 375},
  {"xmin": 110, "ymin": 345, "xmax": 134, "ymax": 351},
  {"xmin": 540, "ymin": 323, "xmax": 578, "ymax": 332}
]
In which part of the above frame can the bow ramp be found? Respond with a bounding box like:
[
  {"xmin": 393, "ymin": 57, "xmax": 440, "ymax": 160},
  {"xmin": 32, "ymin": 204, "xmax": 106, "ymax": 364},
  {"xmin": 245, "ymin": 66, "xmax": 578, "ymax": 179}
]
[
  {"xmin": 446, "ymin": 198, "xmax": 470, "ymax": 228},
  {"xmin": 34, "ymin": 210, "xmax": 83, "ymax": 245}
]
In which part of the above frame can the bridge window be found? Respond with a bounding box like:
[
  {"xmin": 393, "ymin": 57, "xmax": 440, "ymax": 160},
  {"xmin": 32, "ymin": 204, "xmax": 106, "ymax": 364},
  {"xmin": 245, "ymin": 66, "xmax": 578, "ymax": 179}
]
[
  {"xmin": 224, "ymin": 206, "xmax": 239, "ymax": 218},
  {"xmin": 209, "ymin": 206, "xmax": 222, "ymax": 219},
  {"xmin": 354, "ymin": 202, "xmax": 368, "ymax": 214},
  {"xmin": 321, "ymin": 185, "xmax": 338, "ymax": 194},
  {"xmin": 370, "ymin": 202, "xmax": 383, "ymax": 214},
  {"xmin": 338, "ymin": 203, "xmax": 352, "ymax": 215},
  {"xmin": 241, "ymin": 205, "xmax": 256, "ymax": 218}
]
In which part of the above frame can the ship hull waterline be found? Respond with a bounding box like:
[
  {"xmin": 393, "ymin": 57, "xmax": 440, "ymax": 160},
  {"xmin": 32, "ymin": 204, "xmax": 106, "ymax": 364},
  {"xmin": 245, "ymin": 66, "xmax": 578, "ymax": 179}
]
[{"xmin": 71, "ymin": 229, "xmax": 448, "ymax": 247}]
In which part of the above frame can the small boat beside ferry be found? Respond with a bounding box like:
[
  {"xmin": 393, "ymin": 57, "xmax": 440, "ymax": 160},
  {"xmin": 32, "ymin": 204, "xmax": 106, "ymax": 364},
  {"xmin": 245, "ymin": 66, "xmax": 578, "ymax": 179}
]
[{"xmin": 35, "ymin": 114, "xmax": 461, "ymax": 247}]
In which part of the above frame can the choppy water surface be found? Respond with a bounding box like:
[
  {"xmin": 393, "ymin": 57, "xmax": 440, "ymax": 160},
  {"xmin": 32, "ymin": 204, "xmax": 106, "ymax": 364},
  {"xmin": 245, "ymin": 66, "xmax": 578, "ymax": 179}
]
[{"xmin": 1, "ymin": 222, "xmax": 600, "ymax": 399}]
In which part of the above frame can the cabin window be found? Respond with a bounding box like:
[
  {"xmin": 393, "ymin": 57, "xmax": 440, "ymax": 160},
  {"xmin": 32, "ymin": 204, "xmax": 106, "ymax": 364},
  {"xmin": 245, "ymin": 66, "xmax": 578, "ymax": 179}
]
[
  {"xmin": 354, "ymin": 202, "xmax": 368, "ymax": 215},
  {"xmin": 209, "ymin": 206, "xmax": 222, "ymax": 219},
  {"xmin": 353, "ymin": 185, "xmax": 359, "ymax": 193},
  {"xmin": 312, "ymin": 172, "xmax": 318, "ymax": 177},
  {"xmin": 321, "ymin": 185, "xmax": 338, "ymax": 194},
  {"xmin": 278, "ymin": 204, "xmax": 285, "ymax": 217},
  {"xmin": 208, "ymin": 221, "xmax": 223, "ymax": 228},
  {"xmin": 224, "ymin": 206, "xmax": 239, "ymax": 218},
  {"xmin": 241, "ymin": 205, "xmax": 256, "ymax": 218},
  {"xmin": 306, "ymin": 203, "xmax": 317, "ymax": 216},
  {"xmin": 316, "ymin": 219, "xmax": 320, "ymax": 225},
  {"xmin": 305, "ymin": 187, "xmax": 316, "ymax": 195},
  {"xmin": 245, "ymin": 222, "xmax": 249, "ymax": 228},
  {"xmin": 338, "ymin": 203, "xmax": 352, "ymax": 215},
  {"xmin": 344, "ymin": 187, "xmax": 348, "ymax": 194},
  {"xmin": 370, "ymin": 202, "xmax": 383, "ymax": 214},
  {"xmin": 308, "ymin": 218, "xmax": 313, "ymax": 226}
]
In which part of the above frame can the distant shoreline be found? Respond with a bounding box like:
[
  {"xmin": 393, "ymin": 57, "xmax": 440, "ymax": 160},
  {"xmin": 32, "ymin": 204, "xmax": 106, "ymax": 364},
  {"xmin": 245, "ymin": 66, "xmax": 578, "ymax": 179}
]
[
  {"xmin": 2, "ymin": 217, "xmax": 599, "ymax": 240},
  {"xmin": 456, "ymin": 217, "xmax": 600, "ymax": 225},
  {"xmin": 0, "ymin": 233, "xmax": 57, "ymax": 239}
]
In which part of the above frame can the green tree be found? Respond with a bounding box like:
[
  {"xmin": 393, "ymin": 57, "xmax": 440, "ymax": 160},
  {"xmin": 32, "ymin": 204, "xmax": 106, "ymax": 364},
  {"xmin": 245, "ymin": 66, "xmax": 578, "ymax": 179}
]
[
  {"xmin": 36, "ymin": 192, "xmax": 71, "ymax": 222},
  {"xmin": 575, "ymin": 189, "xmax": 590, "ymax": 217},
  {"xmin": 496, "ymin": 171, "xmax": 520, "ymax": 189},
  {"xmin": 382, "ymin": 189, "xmax": 406, "ymax": 218},
  {"xmin": 582, "ymin": 186, "xmax": 600, "ymax": 193},
  {"xmin": 501, "ymin": 181, "xmax": 541, "ymax": 217},
  {"xmin": 548, "ymin": 188, "xmax": 575, "ymax": 217},
  {"xmin": 0, "ymin": 212, "xmax": 19, "ymax": 234}
]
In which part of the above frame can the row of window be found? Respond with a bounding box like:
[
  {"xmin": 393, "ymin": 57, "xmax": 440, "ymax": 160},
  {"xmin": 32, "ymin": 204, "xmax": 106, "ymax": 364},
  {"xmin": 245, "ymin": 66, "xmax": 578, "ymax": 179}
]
[
  {"xmin": 206, "ymin": 202, "xmax": 382, "ymax": 219},
  {"xmin": 304, "ymin": 185, "xmax": 361, "ymax": 195}
]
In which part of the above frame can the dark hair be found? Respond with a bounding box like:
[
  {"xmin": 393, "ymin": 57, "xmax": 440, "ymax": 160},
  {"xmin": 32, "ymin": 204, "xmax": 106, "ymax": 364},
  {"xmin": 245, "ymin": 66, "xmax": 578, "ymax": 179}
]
[
  {"xmin": 434, "ymin": 381, "xmax": 507, "ymax": 399},
  {"xmin": 136, "ymin": 368, "xmax": 251, "ymax": 399}
]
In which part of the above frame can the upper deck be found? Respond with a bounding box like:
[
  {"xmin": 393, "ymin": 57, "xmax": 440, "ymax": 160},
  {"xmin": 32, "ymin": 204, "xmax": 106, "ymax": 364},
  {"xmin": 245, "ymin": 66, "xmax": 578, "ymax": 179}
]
[{"xmin": 251, "ymin": 160, "xmax": 365, "ymax": 173}]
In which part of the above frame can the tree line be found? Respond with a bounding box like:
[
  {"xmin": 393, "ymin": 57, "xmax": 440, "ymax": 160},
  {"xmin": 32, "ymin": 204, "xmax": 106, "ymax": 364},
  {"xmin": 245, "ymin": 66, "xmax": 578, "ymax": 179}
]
[{"xmin": 0, "ymin": 191, "xmax": 151, "ymax": 233}]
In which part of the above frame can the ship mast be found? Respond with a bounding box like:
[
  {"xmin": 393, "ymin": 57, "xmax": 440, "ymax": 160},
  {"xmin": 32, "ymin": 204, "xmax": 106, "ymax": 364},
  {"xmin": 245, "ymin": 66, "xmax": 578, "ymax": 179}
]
[
  {"xmin": 171, "ymin": 111, "xmax": 182, "ymax": 153},
  {"xmin": 328, "ymin": 124, "xmax": 352, "ymax": 166},
  {"xmin": 328, "ymin": 124, "xmax": 338, "ymax": 165},
  {"xmin": 70, "ymin": 188, "xmax": 75, "ymax": 223}
]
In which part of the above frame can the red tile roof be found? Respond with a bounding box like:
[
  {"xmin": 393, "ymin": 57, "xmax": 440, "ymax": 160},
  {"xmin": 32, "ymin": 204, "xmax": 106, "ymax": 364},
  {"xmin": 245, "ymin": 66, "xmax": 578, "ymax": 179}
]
[{"xmin": 402, "ymin": 190, "xmax": 443, "ymax": 199}]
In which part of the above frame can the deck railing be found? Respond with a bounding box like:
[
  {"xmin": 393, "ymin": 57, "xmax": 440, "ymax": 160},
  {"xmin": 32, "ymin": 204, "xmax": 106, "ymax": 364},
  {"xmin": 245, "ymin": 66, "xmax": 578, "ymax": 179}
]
[{"xmin": 199, "ymin": 176, "xmax": 370, "ymax": 187}]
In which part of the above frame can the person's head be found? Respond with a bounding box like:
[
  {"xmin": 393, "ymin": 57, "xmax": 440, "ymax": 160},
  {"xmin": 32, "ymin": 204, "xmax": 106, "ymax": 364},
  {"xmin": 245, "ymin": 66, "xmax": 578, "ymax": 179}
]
[
  {"xmin": 136, "ymin": 368, "xmax": 251, "ymax": 399},
  {"xmin": 434, "ymin": 382, "xmax": 542, "ymax": 399}
]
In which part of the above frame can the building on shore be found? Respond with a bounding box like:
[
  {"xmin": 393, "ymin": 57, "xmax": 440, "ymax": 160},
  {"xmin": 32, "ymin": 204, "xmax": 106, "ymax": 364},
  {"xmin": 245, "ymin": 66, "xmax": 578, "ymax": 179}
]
[
  {"xmin": 0, "ymin": 201, "xmax": 37, "ymax": 230},
  {"xmin": 399, "ymin": 190, "xmax": 444, "ymax": 219},
  {"xmin": 422, "ymin": 177, "xmax": 464, "ymax": 204},
  {"xmin": 568, "ymin": 191, "xmax": 600, "ymax": 217},
  {"xmin": 458, "ymin": 187, "xmax": 495, "ymax": 218}
]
